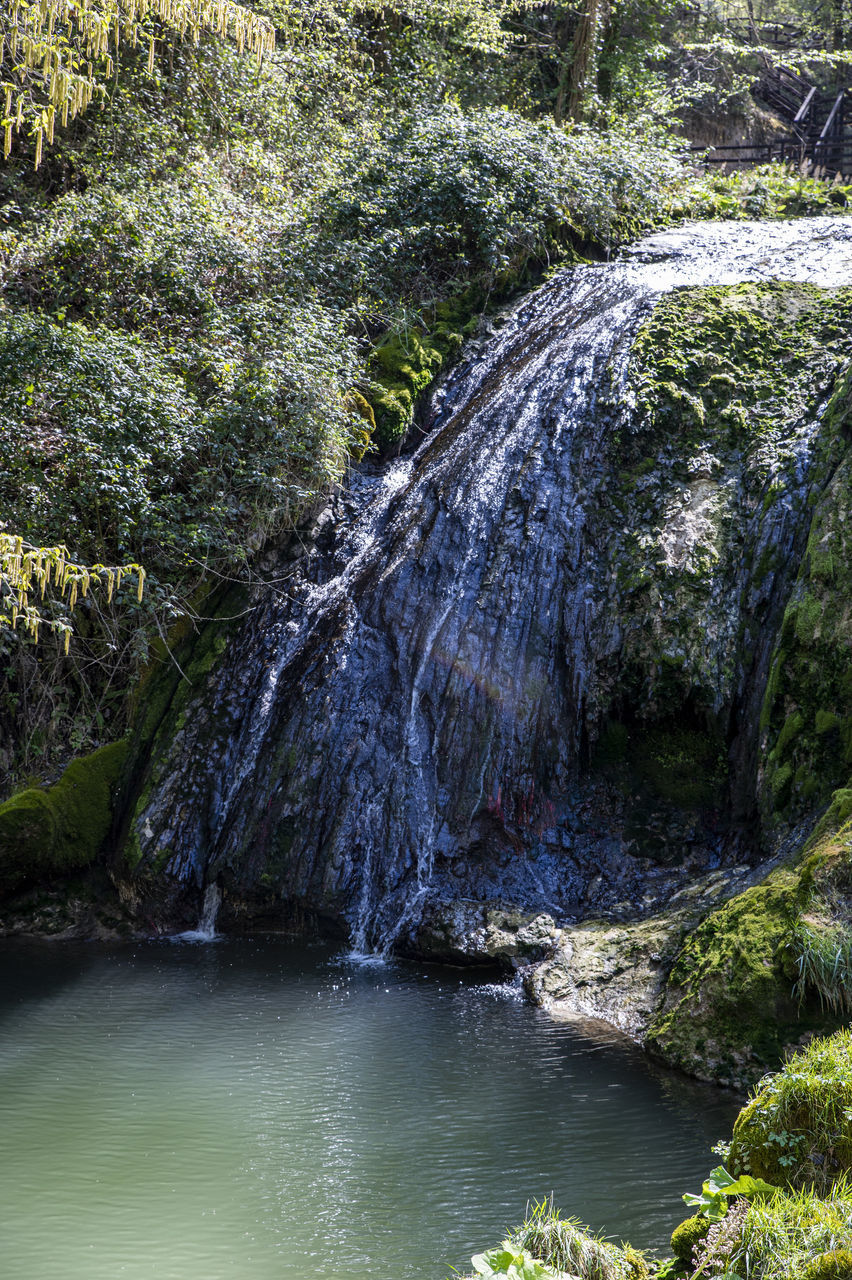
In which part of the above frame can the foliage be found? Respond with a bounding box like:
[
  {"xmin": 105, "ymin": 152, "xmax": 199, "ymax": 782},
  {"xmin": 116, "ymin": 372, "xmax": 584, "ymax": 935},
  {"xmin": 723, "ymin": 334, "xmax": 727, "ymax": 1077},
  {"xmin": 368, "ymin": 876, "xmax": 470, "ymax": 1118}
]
[
  {"xmin": 0, "ymin": 531, "xmax": 143, "ymax": 651},
  {"xmin": 305, "ymin": 105, "xmax": 686, "ymax": 319},
  {"xmin": 729, "ymin": 1180, "xmax": 852, "ymax": 1279},
  {"xmin": 730, "ymin": 1030, "xmax": 852, "ymax": 1194},
  {"xmin": 679, "ymin": 165, "xmax": 852, "ymax": 222},
  {"xmin": 682, "ymin": 1166, "xmax": 777, "ymax": 1223},
  {"xmin": 470, "ymin": 1242, "xmax": 559, "ymax": 1280},
  {"xmin": 0, "ymin": 0, "xmax": 274, "ymax": 165},
  {"xmin": 0, "ymin": 306, "xmax": 364, "ymax": 583}
]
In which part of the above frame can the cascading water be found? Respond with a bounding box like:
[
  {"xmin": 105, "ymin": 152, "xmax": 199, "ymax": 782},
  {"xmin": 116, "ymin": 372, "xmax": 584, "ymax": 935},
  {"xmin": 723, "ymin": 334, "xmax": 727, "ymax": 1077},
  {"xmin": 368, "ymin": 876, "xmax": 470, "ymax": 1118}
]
[
  {"xmin": 129, "ymin": 217, "xmax": 852, "ymax": 951},
  {"xmin": 175, "ymin": 882, "xmax": 222, "ymax": 942}
]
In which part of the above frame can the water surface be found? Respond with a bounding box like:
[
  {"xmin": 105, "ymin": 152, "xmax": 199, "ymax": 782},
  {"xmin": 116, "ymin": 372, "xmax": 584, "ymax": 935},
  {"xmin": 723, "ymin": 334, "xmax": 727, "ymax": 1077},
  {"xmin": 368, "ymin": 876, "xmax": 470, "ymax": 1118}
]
[{"xmin": 0, "ymin": 939, "xmax": 738, "ymax": 1278}]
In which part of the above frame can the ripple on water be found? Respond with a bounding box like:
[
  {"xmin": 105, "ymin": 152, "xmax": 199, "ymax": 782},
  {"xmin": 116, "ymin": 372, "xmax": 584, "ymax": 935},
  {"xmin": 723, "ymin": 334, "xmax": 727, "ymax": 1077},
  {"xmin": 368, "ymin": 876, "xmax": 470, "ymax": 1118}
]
[{"xmin": 0, "ymin": 938, "xmax": 739, "ymax": 1280}]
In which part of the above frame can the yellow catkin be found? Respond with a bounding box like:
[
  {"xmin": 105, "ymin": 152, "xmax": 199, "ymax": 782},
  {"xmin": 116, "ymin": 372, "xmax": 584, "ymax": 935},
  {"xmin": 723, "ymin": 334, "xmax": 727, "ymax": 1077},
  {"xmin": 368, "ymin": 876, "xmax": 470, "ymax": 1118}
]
[{"xmin": 5, "ymin": 0, "xmax": 273, "ymax": 164}]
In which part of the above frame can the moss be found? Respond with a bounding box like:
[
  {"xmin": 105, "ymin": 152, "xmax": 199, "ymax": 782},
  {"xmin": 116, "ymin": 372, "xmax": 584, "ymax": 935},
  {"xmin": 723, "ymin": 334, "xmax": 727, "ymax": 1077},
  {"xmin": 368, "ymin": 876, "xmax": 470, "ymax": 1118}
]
[
  {"xmin": 729, "ymin": 1030, "xmax": 852, "ymax": 1193},
  {"xmin": 670, "ymin": 1214, "xmax": 710, "ymax": 1264},
  {"xmin": 342, "ymin": 390, "xmax": 375, "ymax": 460},
  {"xmin": 803, "ymin": 1249, "xmax": 852, "ymax": 1280},
  {"xmin": 367, "ymin": 325, "xmax": 452, "ymax": 449},
  {"xmin": 758, "ymin": 361, "xmax": 852, "ymax": 823},
  {"xmin": 0, "ymin": 739, "xmax": 128, "ymax": 897},
  {"xmin": 116, "ymin": 578, "xmax": 248, "ymax": 872},
  {"xmin": 645, "ymin": 868, "xmax": 812, "ymax": 1087}
]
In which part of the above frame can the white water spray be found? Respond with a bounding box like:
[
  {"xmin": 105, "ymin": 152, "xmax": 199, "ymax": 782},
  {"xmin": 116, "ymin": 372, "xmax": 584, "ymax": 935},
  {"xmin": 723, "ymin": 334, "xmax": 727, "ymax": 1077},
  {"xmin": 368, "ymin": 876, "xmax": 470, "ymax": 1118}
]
[{"xmin": 175, "ymin": 882, "xmax": 222, "ymax": 943}]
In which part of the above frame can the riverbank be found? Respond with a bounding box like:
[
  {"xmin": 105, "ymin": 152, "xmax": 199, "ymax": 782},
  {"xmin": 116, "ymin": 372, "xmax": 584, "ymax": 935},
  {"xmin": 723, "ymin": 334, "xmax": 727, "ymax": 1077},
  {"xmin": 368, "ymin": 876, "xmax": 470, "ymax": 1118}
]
[{"xmin": 458, "ymin": 1029, "xmax": 852, "ymax": 1280}]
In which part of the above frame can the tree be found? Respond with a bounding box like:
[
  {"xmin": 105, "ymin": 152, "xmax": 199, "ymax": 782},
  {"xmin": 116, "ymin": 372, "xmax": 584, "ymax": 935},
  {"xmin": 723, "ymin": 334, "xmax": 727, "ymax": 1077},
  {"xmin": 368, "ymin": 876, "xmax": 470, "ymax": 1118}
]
[{"xmin": 1, "ymin": 0, "xmax": 275, "ymax": 165}]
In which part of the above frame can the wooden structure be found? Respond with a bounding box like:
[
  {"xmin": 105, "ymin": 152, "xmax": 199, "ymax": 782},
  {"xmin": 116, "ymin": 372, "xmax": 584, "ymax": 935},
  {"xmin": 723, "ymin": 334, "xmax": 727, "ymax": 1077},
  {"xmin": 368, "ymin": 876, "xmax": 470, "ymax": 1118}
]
[{"xmin": 692, "ymin": 65, "xmax": 851, "ymax": 177}]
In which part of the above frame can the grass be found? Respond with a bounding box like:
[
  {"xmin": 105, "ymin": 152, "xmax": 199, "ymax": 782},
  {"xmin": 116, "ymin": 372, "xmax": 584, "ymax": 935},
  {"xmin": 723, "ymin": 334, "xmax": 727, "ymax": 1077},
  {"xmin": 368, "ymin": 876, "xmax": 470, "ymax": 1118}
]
[
  {"xmin": 459, "ymin": 1198, "xmax": 649, "ymax": 1280},
  {"xmin": 729, "ymin": 1179, "xmax": 852, "ymax": 1279},
  {"xmin": 730, "ymin": 1030, "xmax": 852, "ymax": 1195},
  {"xmin": 793, "ymin": 920, "xmax": 852, "ymax": 1015}
]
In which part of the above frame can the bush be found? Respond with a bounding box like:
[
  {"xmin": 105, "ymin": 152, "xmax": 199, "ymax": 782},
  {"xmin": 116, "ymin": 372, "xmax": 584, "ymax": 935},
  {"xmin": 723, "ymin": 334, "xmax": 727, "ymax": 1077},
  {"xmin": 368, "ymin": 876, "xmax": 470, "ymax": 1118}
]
[
  {"xmin": 308, "ymin": 105, "xmax": 685, "ymax": 317},
  {"xmin": 0, "ymin": 303, "xmax": 364, "ymax": 586}
]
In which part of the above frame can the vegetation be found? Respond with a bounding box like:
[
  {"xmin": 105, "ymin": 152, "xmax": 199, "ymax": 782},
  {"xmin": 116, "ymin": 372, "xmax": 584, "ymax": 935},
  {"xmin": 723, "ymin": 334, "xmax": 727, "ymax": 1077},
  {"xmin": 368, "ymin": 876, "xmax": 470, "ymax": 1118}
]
[
  {"xmin": 0, "ymin": 0, "xmax": 274, "ymax": 165},
  {"xmin": 0, "ymin": 738, "xmax": 127, "ymax": 895},
  {"xmin": 650, "ymin": 1033, "xmax": 852, "ymax": 1280},
  {"xmin": 729, "ymin": 1030, "xmax": 852, "ymax": 1194},
  {"xmin": 461, "ymin": 1198, "xmax": 649, "ymax": 1280}
]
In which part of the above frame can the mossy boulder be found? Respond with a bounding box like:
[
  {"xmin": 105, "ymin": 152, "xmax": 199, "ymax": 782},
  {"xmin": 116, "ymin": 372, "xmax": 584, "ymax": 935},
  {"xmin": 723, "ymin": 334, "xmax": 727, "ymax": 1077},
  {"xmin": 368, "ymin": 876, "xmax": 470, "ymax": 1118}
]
[
  {"xmin": 0, "ymin": 740, "xmax": 128, "ymax": 897},
  {"xmin": 803, "ymin": 1249, "xmax": 852, "ymax": 1280},
  {"xmin": 729, "ymin": 1029, "xmax": 852, "ymax": 1194},
  {"xmin": 669, "ymin": 1214, "xmax": 710, "ymax": 1265},
  {"xmin": 759, "ymin": 361, "xmax": 852, "ymax": 824},
  {"xmin": 644, "ymin": 868, "xmax": 807, "ymax": 1087}
]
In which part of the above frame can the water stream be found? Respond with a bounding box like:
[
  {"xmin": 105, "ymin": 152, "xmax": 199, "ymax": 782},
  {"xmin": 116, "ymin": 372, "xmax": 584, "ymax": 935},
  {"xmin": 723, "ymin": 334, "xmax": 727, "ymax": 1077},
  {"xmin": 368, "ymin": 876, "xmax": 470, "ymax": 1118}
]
[
  {"xmin": 130, "ymin": 217, "xmax": 852, "ymax": 948},
  {"xmin": 0, "ymin": 938, "xmax": 738, "ymax": 1279}
]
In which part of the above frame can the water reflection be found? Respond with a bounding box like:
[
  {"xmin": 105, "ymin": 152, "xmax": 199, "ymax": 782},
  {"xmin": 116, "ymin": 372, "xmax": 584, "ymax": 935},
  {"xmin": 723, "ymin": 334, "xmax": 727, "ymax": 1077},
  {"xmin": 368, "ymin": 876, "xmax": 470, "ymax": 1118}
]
[{"xmin": 0, "ymin": 939, "xmax": 738, "ymax": 1279}]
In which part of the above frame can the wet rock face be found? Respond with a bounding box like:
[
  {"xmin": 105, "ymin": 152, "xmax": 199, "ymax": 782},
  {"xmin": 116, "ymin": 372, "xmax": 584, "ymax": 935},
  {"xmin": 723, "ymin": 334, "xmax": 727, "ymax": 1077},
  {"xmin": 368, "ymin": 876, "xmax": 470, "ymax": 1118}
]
[{"xmin": 126, "ymin": 219, "xmax": 852, "ymax": 948}]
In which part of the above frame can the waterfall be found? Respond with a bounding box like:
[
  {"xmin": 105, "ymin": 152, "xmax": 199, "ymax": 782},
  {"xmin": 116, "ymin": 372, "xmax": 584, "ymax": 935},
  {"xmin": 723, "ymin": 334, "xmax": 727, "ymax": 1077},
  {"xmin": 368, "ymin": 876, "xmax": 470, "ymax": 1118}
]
[
  {"xmin": 175, "ymin": 883, "xmax": 222, "ymax": 943},
  {"xmin": 131, "ymin": 217, "xmax": 852, "ymax": 952}
]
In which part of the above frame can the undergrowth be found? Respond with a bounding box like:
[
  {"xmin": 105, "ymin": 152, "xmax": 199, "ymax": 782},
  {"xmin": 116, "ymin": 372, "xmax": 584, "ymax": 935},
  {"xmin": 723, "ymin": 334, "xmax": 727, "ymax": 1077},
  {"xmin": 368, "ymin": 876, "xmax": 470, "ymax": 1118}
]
[
  {"xmin": 730, "ymin": 1030, "xmax": 852, "ymax": 1194},
  {"xmin": 462, "ymin": 1198, "xmax": 648, "ymax": 1280}
]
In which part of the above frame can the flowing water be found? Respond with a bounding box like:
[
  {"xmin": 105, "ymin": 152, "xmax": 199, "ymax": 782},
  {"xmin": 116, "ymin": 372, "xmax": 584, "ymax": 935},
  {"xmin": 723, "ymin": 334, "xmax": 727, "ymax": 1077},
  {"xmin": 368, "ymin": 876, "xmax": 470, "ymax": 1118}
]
[
  {"xmin": 0, "ymin": 939, "xmax": 737, "ymax": 1279},
  {"xmin": 130, "ymin": 217, "xmax": 852, "ymax": 948}
]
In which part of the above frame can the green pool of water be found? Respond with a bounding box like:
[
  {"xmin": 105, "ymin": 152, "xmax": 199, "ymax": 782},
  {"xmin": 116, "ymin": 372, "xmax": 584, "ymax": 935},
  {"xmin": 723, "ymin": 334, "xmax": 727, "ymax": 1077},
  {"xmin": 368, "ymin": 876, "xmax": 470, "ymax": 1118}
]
[{"xmin": 0, "ymin": 938, "xmax": 738, "ymax": 1278}]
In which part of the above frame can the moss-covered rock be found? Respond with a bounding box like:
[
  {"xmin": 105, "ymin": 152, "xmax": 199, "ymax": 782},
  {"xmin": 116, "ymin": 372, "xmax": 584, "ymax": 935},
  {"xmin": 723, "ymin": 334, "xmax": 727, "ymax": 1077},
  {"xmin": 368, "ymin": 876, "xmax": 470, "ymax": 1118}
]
[
  {"xmin": 759, "ymin": 362, "xmax": 852, "ymax": 823},
  {"xmin": 644, "ymin": 868, "xmax": 808, "ymax": 1087},
  {"xmin": 367, "ymin": 300, "xmax": 481, "ymax": 450},
  {"xmin": 0, "ymin": 739, "xmax": 128, "ymax": 897},
  {"xmin": 670, "ymin": 1213, "xmax": 710, "ymax": 1264},
  {"xmin": 803, "ymin": 1249, "xmax": 852, "ymax": 1280},
  {"xmin": 729, "ymin": 1029, "xmax": 852, "ymax": 1193}
]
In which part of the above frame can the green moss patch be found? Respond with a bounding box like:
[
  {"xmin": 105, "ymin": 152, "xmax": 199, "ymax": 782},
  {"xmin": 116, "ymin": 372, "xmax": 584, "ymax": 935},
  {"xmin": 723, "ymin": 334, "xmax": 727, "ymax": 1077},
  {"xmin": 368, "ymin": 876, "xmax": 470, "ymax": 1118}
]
[
  {"xmin": 0, "ymin": 740, "xmax": 128, "ymax": 897},
  {"xmin": 670, "ymin": 1213, "xmax": 710, "ymax": 1264},
  {"xmin": 759, "ymin": 363, "xmax": 852, "ymax": 822},
  {"xmin": 645, "ymin": 868, "xmax": 809, "ymax": 1087},
  {"xmin": 730, "ymin": 1030, "xmax": 852, "ymax": 1194},
  {"xmin": 803, "ymin": 1248, "xmax": 852, "ymax": 1280}
]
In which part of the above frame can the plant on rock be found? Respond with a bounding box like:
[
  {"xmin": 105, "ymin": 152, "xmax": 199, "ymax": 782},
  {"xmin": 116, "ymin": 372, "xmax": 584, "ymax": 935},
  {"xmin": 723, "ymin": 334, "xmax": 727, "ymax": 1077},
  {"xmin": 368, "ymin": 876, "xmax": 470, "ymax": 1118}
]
[{"xmin": 729, "ymin": 1031, "xmax": 852, "ymax": 1195}]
